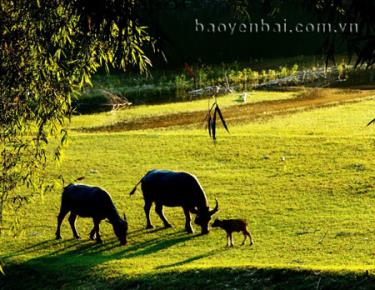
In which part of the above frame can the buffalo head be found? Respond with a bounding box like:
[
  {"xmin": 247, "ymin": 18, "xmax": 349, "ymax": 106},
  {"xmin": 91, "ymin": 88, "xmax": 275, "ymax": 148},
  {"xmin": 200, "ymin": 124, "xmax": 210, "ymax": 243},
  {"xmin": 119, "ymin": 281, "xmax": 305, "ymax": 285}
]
[
  {"xmin": 192, "ymin": 199, "xmax": 219, "ymax": 234},
  {"xmin": 113, "ymin": 214, "xmax": 128, "ymax": 245}
]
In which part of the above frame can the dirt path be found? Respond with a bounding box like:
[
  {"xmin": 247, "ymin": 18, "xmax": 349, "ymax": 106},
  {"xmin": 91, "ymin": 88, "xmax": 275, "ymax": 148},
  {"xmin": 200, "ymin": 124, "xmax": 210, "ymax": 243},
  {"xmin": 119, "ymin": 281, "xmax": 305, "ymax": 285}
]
[{"xmin": 80, "ymin": 88, "xmax": 375, "ymax": 132}]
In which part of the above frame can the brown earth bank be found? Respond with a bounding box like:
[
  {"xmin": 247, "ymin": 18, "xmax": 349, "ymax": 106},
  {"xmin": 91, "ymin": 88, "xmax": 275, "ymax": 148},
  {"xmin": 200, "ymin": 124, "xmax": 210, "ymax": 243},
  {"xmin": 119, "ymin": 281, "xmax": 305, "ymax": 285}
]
[{"xmin": 78, "ymin": 88, "xmax": 375, "ymax": 133}]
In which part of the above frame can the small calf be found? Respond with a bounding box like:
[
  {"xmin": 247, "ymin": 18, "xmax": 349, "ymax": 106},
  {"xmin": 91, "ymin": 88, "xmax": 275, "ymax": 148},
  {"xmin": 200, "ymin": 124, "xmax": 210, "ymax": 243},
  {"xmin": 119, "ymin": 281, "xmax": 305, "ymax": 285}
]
[{"xmin": 212, "ymin": 218, "xmax": 254, "ymax": 247}]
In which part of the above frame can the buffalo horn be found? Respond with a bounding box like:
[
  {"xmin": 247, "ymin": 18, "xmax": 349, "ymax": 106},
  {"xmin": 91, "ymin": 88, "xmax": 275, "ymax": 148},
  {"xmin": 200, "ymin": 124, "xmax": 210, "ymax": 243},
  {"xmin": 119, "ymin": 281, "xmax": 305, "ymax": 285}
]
[{"xmin": 209, "ymin": 199, "xmax": 219, "ymax": 215}]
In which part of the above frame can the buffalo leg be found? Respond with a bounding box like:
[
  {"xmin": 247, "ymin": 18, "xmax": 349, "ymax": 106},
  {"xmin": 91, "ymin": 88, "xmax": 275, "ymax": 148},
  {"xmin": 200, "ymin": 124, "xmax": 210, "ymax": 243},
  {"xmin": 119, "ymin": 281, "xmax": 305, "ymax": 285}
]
[
  {"xmin": 229, "ymin": 233, "xmax": 234, "ymax": 247},
  {"xmin": 144, "ymin": 200, "xmax": 154, "ymax": 229},
  {"xmin": 155, "ymin": 203, "xmax": 172, "ymax": 228},
  {"xmin": 183, "ymin": 207, "xmax": 194, "ymax": 233},
  {"xmin": 89, "ymin": 223, "xmax": 96, "ymax": 240},
  {"xmin": 93, "ymin": 218, "xmax": 102, "ymax": 243},
  {"xmin": 68, "ymin": 213, "xmax": 80, "ymax": 239},
  {"xmin": 55, "ymin": 207, "xmax": 69, "ymax": 240},
  {"xmin": 226, "ymin": 233, "xmax": 230, "ymax": 247}
]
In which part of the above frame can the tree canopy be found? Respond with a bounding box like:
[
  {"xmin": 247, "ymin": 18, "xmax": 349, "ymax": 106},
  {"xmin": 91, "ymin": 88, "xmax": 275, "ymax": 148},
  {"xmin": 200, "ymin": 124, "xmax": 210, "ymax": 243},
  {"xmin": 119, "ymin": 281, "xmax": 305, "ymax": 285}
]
[
  {"xmin": 0, "ymin": 0, "xmax": 153, "ymax": 233},
  {"xmin": 223, "ymin": 0, "xmax": 374, "ymax": 67}
]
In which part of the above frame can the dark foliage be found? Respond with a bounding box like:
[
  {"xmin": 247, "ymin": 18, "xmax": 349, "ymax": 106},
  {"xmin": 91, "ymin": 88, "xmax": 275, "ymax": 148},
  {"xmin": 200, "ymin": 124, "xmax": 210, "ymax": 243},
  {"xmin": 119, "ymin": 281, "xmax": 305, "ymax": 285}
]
[{"xmin": 303, "ymin": 0, "xmax": 374, "ymax": 68}]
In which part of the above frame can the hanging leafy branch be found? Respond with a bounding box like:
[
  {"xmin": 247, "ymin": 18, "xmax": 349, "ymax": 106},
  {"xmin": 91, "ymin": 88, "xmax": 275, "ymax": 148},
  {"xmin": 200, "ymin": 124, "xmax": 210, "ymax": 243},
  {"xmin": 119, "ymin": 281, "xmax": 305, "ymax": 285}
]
[{"xmin": 205, "ymin": 92, "xmax": 229, "ymax": 141}]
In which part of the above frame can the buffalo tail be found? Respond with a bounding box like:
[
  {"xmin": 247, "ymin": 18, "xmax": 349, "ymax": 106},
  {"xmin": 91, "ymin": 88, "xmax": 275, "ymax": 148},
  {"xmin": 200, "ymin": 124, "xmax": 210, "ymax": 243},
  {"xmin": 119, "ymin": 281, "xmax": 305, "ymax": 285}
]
[{"xmin": 129, "ymin": 179, "xmax": 142, "ymax": 196}]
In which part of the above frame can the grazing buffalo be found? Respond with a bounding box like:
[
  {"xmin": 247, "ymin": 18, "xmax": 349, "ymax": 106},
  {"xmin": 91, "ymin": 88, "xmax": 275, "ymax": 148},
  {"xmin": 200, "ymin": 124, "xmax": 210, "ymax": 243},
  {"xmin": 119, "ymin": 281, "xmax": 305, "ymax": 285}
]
[
  {"xmin": 55, "ymin": 184, "xmax": 128, "ymax": 245},
  {"xmin": 129, "ymin": 169, "xmax": 219, "ymax": 234}
]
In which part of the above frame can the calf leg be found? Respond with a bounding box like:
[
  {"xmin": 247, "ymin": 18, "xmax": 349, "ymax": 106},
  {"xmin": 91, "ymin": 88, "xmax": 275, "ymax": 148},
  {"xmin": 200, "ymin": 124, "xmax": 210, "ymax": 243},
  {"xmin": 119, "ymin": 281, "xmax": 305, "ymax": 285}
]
[
  {"xmin": 245, "ymin": 229, "xmax": 254, "ymax": 246},
  {"xmin": 55, "ymin": 206, "xmax": 69, "ymax": 240},
  {"xmin": 68, "ymin": 213, "xmax": 80, "ymax": 240},
  {"xmin": 241, "ymin": 231, "xmax": 247, "ymax": 246},
  {"xmin": 183, "ymin": 207, "xmax": 194, "ymax": 234},
  {"xmin": 155, "ymin": 203, "xmax": 172, "ymax": 228},
  {"xmin": 144, "ymin": 200, "xmax": 154, "ymax": 229}
]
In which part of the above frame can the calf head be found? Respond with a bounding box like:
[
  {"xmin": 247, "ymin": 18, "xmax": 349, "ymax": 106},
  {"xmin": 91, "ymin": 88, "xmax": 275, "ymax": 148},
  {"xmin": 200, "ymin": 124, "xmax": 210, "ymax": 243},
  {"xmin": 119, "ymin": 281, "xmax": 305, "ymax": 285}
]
[
  {"xmin": 112, "ymin": 214, "xmax": 128, "ymax": 245},
  {"xmin": 192, "ymin": 199, "xmax": 219, "ymax": 234},
  {"xmin": 211, "ymin": 218, "xmax": 222, "ymax": 228}
]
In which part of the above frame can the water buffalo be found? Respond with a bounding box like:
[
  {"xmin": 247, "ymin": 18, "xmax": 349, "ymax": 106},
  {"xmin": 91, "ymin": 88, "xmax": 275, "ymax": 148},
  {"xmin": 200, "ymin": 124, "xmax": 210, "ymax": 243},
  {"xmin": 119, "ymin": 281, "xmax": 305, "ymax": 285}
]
[
  {"xmin": 129, "ymin": 169, "xmax": 219, "ymax": 234},
  {"xmin": 55, "ymin": 184, "xmax": 128, "ymax": 245}
]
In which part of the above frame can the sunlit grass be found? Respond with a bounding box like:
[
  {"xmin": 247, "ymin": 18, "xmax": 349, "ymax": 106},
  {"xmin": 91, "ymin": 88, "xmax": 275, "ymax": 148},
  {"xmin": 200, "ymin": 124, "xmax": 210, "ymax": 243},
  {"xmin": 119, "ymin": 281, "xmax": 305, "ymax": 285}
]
[{"xmin": 2, "ymin": 98, "xmax": 375, "ymax": 289}]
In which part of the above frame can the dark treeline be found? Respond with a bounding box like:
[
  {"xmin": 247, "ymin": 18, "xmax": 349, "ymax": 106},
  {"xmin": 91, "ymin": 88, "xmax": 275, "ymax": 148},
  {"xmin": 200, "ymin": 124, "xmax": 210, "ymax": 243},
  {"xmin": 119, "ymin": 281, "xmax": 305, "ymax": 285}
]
[
  {"xmin": 133, "ymin": 0, "xmax": 374, "ymax": 68},
  {"xmin": 142, "ymin": 2, "xmax": 325, "ymax": 66}
]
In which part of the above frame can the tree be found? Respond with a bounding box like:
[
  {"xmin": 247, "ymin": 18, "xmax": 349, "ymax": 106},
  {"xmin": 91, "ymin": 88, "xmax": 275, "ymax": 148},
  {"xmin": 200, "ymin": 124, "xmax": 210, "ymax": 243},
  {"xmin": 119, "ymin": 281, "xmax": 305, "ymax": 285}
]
[
  {"xmin": 228, "ymin": 0, "xmax": 374, "ymax": 67},
  {"xmin": 0, "ymin": 0, "xmax": 153, "ymax": 234},
  {"xmin": 304, "ymin": 0, "xmax": 374, "ymax": 68}
]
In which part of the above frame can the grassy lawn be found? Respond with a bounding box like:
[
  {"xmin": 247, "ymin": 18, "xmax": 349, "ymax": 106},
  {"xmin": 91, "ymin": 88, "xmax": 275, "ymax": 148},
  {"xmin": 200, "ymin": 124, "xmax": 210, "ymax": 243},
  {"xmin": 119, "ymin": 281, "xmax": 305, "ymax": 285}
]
[{"xmin": 1, "ymin": 94, "xmax": 375, "ymax": 289}]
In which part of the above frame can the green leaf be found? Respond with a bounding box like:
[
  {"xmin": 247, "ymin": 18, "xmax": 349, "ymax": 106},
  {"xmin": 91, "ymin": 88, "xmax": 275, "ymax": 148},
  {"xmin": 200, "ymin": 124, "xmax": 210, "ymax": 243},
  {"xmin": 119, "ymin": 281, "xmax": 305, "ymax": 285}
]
[
  {"xmin": 208, "ymin": 114, "xmax": 212, "ymax": 137},
  {"xmin": 212, "ymin": 105, "xmax": 217, "ymax": 140},
  {"xmin": 84, "ymin": 73, "xmax": 93, "ymax": 87},
  {"xmin": 54, "ymin": 48, "xmax": 61, "ymax": 60},
  {"xmin": 216, "ymin": 106, "xmax": 229, "ymax": 133},
  {"xmin": 108, "ymin": 52, "xmax": 113, "ymax": 63},
  {"xmin": 61, "ymin": 129, "xmax": 68, "ymax": 145}
]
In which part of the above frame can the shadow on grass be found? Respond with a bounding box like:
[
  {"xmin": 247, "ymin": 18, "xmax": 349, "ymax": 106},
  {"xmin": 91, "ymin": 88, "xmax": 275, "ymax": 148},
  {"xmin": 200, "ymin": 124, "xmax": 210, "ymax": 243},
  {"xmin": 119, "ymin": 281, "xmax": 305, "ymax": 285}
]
[
  {"xmin": 5, "ymin": 228, "xmax": 193, "ymax": 257},
  {"xmin": 2, "ymin": 263, "xmax": 375, "ymax": 290},
  {"xmin": 2, "ymin": 229, "xmax": 375, "ymax": 289},
  {"xmin": 3, "ymin": 227, "xmax": 178, "ymax": 259},
  {"xmin": 156, "ymin": 250, "xmax": 217, "ymax": 269},
  {"xmin": 1, "ymin": 229, "xmax": 201, "ymax": 289},
  {"xmin": 126, "ymin": 268, "xmax": 375, "ymax": 290}
]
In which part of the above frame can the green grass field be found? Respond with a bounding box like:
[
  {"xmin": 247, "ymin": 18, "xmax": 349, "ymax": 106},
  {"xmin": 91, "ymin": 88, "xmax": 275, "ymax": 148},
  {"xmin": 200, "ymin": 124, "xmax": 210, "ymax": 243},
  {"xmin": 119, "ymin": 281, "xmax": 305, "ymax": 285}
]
[{"xmin": 1, "ymin": 90, "xmax": 375, "ymax": 289}]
